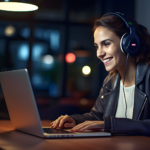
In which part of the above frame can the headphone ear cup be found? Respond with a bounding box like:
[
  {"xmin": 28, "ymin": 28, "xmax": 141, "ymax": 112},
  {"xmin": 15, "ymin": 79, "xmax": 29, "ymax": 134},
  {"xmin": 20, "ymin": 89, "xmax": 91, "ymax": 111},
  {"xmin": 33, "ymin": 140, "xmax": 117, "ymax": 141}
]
[
  {"xmin": 120, "ymin": 33, "xmax": 128, "ymax": 54},
  {"xmin": 120, "ymin": 33, "xmax": 139, "ymax": 55}
]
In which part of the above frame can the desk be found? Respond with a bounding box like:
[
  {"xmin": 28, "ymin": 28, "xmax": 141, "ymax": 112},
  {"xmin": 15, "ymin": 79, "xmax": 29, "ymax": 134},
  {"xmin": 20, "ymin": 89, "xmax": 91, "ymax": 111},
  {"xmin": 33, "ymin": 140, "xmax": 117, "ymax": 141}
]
[{"xmin": 0, "ymin": 120, "xmax": 150, "ymax": 150}]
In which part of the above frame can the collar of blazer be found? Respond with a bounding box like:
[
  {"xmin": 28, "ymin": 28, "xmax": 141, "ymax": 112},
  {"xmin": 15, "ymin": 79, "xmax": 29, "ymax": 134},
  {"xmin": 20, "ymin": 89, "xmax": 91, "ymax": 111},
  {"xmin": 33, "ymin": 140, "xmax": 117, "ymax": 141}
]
[{"xmin": 102, "ymin": 63, "xmax": 149, "ymax": 92}]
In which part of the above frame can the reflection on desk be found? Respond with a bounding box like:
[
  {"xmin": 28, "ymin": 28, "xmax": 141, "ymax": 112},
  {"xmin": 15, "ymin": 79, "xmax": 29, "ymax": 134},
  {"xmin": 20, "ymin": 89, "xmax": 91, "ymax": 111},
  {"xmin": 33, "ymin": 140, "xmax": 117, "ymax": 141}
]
[{"xmin": 0, "ymin": 120, "xmax": 150, "ymax": 150}]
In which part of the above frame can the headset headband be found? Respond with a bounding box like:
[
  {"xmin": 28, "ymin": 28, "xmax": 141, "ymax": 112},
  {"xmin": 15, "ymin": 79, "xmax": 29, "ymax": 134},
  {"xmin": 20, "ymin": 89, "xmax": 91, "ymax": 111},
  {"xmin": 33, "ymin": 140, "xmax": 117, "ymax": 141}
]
[{"xmin": 102, "ymin": 12, "xmax": 135, "ymax": 33}]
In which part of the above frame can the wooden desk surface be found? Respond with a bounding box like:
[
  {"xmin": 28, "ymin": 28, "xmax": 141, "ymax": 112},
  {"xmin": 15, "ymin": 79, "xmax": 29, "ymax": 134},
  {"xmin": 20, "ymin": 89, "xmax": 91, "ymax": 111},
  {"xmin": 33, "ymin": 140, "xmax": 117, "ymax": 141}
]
[{"xmin": 0, "ymin": 120, "xmax": 150, "ymax": 150}]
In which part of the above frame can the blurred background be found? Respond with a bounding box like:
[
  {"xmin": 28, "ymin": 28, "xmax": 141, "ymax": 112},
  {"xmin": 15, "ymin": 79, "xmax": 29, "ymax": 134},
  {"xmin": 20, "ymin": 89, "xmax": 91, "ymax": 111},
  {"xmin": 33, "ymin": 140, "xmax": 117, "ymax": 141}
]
[{"xmin": 0, "ymin": 0, "xmax": 149, "ymax": 120}]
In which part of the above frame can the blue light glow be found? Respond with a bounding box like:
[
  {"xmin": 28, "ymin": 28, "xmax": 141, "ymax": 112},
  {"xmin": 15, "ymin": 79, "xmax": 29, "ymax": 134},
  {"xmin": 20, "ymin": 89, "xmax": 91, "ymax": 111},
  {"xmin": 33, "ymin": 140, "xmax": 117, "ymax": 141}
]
[
  {"xmin": 34, "ymin": 28, "xmax": 60, "ymax": 51},
  {"xmin": 32, "ymin": 74, "xmax": 43, "ymax": 86},
  {"xmin": 32, "ymin": 44, "xmax": 43, "ymax": 61},
  {"xmin": 20, "ymin": 27, "xmax": 30, "ymax": 39},
  {"xmin": 32, "ymin": 74, "xmax": 50, "ymax": 90},
  {"xmin": 49, "ymin": 30, "xmax": 60, "ymax": 51},
  {"xmin": 17, "ymin": 44, "xmax": 29, "ymax": 61},
  {"xmin": 49, "ymin": 82, "xmax": 57, "ymax": 97}
]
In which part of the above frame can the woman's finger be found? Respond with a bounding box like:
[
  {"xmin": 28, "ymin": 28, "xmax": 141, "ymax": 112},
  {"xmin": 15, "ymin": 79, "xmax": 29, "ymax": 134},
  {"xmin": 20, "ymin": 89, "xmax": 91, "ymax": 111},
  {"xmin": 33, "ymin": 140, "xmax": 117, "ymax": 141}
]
[
  {"xmin": 71, "ymin": 121, "xmax": 104, "ymax": 132},
  {"xmin": 77, "ymin": 123, "xmax": 101, "ymax": 131},
  {"xmin": 59, "ymin": 115, "xmax": 75, "ymax": 128},
  {"xmin": 58, "ymin": 116, "xmax": 69, "ymax": 128},
  {"xmin": 64, "ymin": 123, "xmax": 74, "ymax": 128},
  {"xmin": 49, "ymin": 122, "xmax": 54, "ymax": 127},
  {"xmin": 71, "ymin": 122, "xmax": 86, "ymax": 130},
  {"xmin": 52, "ymin": 115, "xmax": 64, "ymax": 128},
  {"xmin": 71, "ymin": 121, "xmax": 93, "ymax": 131}
]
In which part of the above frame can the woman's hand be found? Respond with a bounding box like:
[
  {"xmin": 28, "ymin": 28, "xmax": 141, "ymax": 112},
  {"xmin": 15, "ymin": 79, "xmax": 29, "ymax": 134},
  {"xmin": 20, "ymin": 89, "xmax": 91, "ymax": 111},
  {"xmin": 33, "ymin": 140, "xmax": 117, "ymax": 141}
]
[
  {"xmin": 50, "ymin": 115, "xmax": 76, "ymax": 129},
  {"xmin": 71, "ymin": 121, "xmax": 104, "ymax": 132}
]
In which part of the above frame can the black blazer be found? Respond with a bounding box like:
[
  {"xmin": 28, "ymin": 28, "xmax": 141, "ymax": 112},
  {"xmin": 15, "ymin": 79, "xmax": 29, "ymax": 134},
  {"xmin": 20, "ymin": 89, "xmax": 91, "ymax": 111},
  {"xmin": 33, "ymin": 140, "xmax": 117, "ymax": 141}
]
[{"xmin": 70, "ymin": 63, "xmax": 150, "ymax": 135}]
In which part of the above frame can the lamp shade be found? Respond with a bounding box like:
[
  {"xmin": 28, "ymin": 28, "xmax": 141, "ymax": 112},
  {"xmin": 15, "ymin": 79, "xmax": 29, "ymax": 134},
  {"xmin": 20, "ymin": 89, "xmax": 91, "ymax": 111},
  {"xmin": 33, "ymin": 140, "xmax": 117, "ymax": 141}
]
[{"xmin": 0, "ymin": 0, "xmax": 38, "ymax": 12}]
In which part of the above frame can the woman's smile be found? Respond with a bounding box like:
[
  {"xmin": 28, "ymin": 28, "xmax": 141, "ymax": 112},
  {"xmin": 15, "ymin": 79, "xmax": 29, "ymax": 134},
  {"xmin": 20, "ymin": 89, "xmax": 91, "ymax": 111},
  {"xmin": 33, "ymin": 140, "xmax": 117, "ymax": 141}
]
[{"xmin": 103, "ymin": 57, "xmax": 113, "ymax": 65}]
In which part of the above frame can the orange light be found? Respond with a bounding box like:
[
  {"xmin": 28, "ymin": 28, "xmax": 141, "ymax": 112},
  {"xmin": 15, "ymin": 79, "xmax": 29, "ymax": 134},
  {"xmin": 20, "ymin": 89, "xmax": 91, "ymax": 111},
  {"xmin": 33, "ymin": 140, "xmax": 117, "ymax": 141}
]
[{"xmin": 65, "ymin": 53, "xmax": 76, "ymax": 63}]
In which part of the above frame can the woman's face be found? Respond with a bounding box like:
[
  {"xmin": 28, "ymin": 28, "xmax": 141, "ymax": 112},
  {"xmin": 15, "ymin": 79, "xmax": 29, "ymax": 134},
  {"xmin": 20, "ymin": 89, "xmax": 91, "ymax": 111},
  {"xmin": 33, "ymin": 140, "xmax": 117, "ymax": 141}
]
[{"xmin": 94, "ymin": 26, "xmax": 126, "ymax": 72}]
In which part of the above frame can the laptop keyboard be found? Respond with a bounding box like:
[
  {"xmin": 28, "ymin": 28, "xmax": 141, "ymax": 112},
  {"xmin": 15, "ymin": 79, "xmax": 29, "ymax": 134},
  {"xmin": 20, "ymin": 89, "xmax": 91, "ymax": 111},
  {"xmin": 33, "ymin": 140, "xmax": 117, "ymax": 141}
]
[{"xmin": 43, "ymin": 128, "xmax": 71, "ymax": 134}]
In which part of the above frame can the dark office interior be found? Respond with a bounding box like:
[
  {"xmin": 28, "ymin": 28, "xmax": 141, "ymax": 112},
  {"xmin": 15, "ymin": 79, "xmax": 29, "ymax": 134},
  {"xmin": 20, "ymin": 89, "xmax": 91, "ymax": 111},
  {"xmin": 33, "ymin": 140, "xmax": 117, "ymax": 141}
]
[{"xmin": 0, "ymin": 0, "xmax": 148, "ymax": 121}]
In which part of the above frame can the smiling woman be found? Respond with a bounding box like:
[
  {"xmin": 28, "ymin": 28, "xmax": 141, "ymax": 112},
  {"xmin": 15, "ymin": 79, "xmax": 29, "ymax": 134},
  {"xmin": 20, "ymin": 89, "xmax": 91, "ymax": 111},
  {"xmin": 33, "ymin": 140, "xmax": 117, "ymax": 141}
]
[{"xmin": 49, "ymin": 12, "xmax": 150, "ymax": 135}]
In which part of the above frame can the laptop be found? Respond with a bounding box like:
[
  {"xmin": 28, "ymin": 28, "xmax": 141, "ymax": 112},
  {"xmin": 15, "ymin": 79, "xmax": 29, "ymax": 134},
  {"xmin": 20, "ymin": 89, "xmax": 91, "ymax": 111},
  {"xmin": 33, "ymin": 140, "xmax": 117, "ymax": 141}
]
[{"xmin": 0, "ymin": 69, "xmax": 111, "ymax": 138}]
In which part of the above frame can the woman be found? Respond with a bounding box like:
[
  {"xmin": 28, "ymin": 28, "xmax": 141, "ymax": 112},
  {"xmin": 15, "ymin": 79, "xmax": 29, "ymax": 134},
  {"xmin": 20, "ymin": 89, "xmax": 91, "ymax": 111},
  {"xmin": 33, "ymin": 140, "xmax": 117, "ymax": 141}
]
[{"xmin": 50, "ymin": 12, "xmax": 150, "ymax": 135}]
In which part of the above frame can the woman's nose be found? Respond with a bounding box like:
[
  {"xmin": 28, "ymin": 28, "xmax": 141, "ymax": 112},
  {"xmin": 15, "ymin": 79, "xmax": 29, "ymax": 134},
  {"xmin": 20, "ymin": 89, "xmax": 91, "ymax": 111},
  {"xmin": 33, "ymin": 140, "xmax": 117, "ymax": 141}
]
[{"xmin": 97, "ymin": 47, "xmax": 105, "ymax": 58}]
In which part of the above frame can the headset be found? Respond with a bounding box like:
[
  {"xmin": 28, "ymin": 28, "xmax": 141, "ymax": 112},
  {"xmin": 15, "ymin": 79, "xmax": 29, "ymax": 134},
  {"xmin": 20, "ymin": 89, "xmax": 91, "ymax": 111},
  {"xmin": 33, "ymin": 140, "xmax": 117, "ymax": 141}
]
[
  {"xmin": 102, "ymin": 12, "xmax": 140, "ymax": 55},
  {"xmin": 102, "ymin": 12, "xmax": 140, "ymax": 118}
]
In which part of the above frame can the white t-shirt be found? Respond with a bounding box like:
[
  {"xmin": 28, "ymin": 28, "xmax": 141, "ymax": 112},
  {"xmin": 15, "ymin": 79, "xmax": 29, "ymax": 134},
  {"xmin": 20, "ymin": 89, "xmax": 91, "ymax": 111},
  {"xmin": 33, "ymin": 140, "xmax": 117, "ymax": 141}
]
[{"xmin": 115, "ymin": 80, "xmax": 135, "ymax": 119}]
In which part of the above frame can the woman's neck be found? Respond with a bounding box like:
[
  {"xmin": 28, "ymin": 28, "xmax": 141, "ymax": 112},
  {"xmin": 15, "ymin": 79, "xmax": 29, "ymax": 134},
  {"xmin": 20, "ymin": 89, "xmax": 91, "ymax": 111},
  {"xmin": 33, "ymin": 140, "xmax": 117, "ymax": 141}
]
[{"xmin": 118, "ymin": 57, "xmax": 136, "ymax": 87}]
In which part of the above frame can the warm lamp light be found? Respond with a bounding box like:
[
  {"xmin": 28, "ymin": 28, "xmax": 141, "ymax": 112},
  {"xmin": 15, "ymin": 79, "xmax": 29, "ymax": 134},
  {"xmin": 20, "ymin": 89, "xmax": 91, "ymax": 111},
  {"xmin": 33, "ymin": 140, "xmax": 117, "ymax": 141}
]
[
  {"xmin": 0, "ymin": 0, "xmax": 38, "ymax": 12},
  {"xmin": 4, "ymin": 25, "xmax": 15, "ymax": 36}
]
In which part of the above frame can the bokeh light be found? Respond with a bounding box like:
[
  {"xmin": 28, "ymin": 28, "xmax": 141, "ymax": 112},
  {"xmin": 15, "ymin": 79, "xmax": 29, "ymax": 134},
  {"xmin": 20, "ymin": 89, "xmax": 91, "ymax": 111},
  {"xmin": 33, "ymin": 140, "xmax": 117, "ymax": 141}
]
[
  {"xmin": 65, "ymin": 53, "xmax": 76, "ymax": 63},
  {"xmin": 4, "ymin": 25, "xmax": 15, "ymax": 36},
  {"xmin": 43, "ymin": 55, "xmax": 54, "ymax": 64},
  {"xmin": 82, "ymin": 66, "xmax": 91, "ymax": 75},
  {"xmin": 17, "ymin": 44, "xmax": 29, "ymax": 61}
]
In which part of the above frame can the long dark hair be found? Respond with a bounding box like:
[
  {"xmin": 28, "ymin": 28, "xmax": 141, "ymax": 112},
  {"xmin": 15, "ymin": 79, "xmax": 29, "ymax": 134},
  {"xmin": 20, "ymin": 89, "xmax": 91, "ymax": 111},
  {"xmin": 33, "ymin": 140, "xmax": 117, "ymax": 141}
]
[{"xmin": 93, "ymin": 13, "xmax": 150, "ymax": 73}]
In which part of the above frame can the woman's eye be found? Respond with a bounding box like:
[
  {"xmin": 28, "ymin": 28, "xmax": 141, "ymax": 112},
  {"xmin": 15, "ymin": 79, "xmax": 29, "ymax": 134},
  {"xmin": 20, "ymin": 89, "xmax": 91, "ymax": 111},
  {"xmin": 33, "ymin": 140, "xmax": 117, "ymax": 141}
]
[
  {"xmin": 104, "ymin": 42, "xmax": 110, "ymax": 46},
  {"xmin": 94, "ymin": 45, "xmax": 98, "ymax": 50}
]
